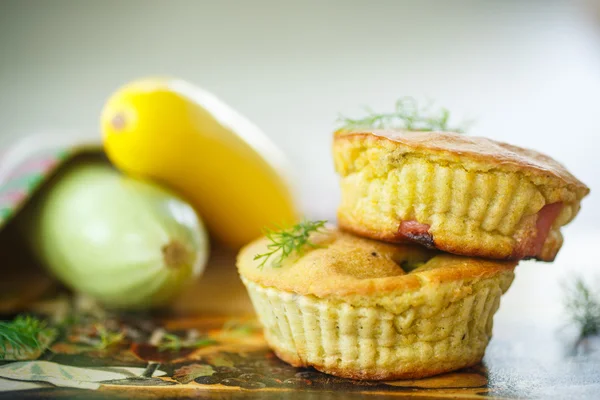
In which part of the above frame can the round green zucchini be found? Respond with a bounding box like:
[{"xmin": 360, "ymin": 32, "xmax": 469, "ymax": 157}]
[{"xmin": 18, "ymin": 159, "xmax": 209, "ymax": 310}]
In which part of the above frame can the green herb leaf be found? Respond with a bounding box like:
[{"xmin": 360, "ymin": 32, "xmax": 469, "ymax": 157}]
[
  {"xmin": 338, "ymin": 97, "xmax": 467, "ymax": 133},
  {"xmin": 0, "ymin": 315, "xmax": 57, "ymax": 360},
  {"xmin": 157, "ymin": 333, "xmax": 217, "ymax": 352},
  {"xmin": 94, "ymin": 325, "xmax": 125, "ymax": 350},
  {"xmin": 221, "ymin": 319, "xmax": 260, "ymax": 336},
  {"xmin": 254, "ymin": 220, "xmax": 327, "ymax": 269},
  {"xmin": 564, "ymin": 277, "xmax": 600, "ymax": 339}
]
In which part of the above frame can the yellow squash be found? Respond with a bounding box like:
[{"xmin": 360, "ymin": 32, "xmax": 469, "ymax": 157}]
[{"xmin": 101, "ymin": 78, "xmax": 298, "ymax": 248}]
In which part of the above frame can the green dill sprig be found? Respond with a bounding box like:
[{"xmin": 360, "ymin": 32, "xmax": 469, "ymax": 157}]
[
  {"xmin": 564, "ymin": 277, "xmax": 600, "ymax": 340},
  {"xmin": 221, "ymin": 319, "xmax": 260, "ymax": 336},
  {"xmin": 338, "ymin": 97, "xmax": 466, "ymax": 133},
  {"xmin": 94, "ymin": 324, "xmax": 125, "ymax": 350},
  {"xmin": 0, "ymin": 315, "xmax": 56, "ymax": 359},
  {"xmin": 254, "ymin": 220, "xmax": 327, "ymax": 269},
  {"xmin": 157, "ymin": 333, "xmax": 216, "ymax": 352}
]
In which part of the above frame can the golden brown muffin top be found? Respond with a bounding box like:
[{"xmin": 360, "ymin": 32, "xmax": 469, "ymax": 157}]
[
  {"xmin": 334, "ymin": 129, "xmax": 589, "ymax": 194},
  {"xmin": 237, "ymin": 228, "xmax": 516, "ymax": 298}
]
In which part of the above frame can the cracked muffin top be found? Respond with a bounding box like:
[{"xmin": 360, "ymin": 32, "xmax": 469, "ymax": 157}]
[{"xmin": 334, "ymin": 129, "xmax": 589, "ymax": 192}]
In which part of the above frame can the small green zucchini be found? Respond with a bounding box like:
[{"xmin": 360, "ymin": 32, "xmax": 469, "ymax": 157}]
[{"xmin": 18, "ymin": 159, "xmax": 209, "ymax": 310}]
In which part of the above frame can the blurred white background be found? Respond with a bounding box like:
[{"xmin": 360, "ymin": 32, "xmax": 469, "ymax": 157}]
[
  {"xmin": 1, "ymin": 0, "xmax": 600, "ymax": 336},
  {"xmin": 1, "ymin": 0, "xmax": 599, "ymax": 224}
]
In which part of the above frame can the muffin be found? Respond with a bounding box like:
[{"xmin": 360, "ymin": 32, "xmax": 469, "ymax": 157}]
[
  {"xmin": 333, "ymin": 129, "xmax": 589, "ymax": 261},
  {"xmin": 237, "ymin": 228, "xmax": 516, "ymax": 380}
]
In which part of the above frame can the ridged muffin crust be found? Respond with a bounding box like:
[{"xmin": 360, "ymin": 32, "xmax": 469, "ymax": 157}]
[
  {"xmin": 333, "ymin": 129, "xmax": 589, "ymax": 261},
  {"xmin": 238, "ymin": 229, "xmax": 516, "ymax": 379}
]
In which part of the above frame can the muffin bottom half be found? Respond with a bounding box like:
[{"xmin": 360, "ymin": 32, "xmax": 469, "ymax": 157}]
[{"xmin": 242, "ymin": 273, "xmax": 513, "ymax": 380}]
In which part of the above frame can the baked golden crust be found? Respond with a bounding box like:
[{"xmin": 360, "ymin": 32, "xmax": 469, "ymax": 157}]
[
  {"xmin": 333, "ymin": 129, "xmax": 589, "ymax": 261},
  {"xmin": 237, "ymin": 228, "xmax": 516, "ymax": 303},
  {"xmin": 237, "ymin": 228, "xmax": 515, "ymax": 380},
  {"xmin": 238, "ymin": 230, "xmax": 514, "ymax": 380},
  {"xmin": 335, "ymin": 129, "xmax": 588, "ymax": 190}
]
